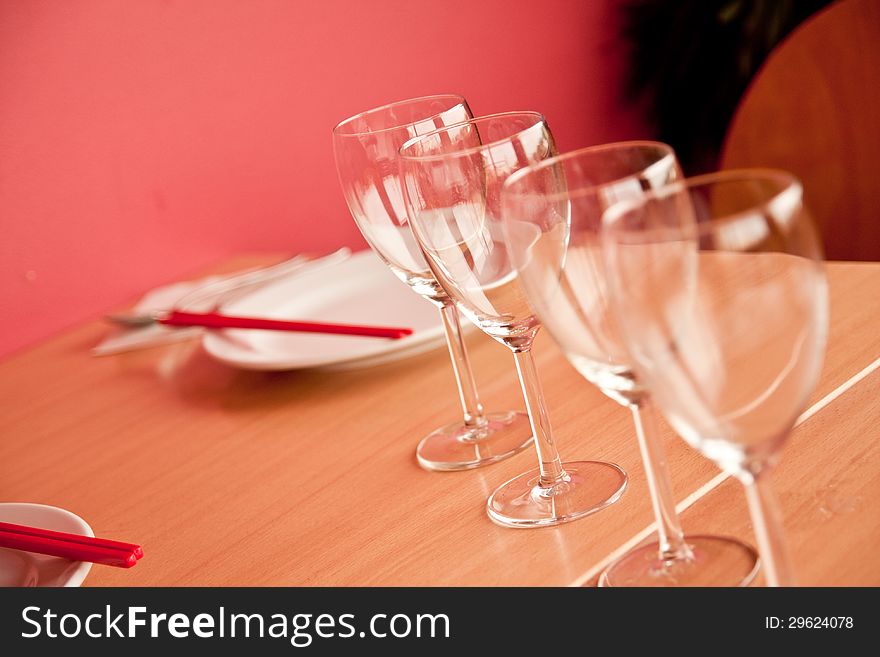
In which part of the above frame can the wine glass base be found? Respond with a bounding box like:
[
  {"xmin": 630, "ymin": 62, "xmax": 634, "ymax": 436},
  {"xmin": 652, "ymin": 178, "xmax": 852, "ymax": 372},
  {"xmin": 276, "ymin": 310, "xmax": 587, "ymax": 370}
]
[
  {"xmin": 598, "ymin": 535, "xmax": 760, "ymax": 587},
  {"xmin": 487, "ymin": 460, "xmax": 627, "ymax": 528},
  {"xmin": 416, "ymin": 411, "xmax": 533, "ymax": 472}
]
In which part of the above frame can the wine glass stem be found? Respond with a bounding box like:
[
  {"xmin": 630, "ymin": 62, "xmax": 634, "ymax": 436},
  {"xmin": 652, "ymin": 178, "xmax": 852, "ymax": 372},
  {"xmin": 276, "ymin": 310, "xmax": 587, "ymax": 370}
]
[
  {"xmin": 630, "ymin": 397, "xmax": 692, "ymax": 560},
  {"xmin": 512, "ymin": 347, "xmax": 566, "ymax": 487},
  {"xmin": 744, "ymin": 467, "xmax": 795, "ymax": 586},
  {"xmin": 438, "ymin": 302, "xmax": 486, "ymax": 427}
]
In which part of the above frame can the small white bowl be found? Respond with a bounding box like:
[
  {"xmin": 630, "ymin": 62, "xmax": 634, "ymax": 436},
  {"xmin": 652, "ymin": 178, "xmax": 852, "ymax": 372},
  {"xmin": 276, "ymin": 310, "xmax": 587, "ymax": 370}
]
[{"xmin": 0, "ymin": 503, "xmax": 94, "ymax": 587}]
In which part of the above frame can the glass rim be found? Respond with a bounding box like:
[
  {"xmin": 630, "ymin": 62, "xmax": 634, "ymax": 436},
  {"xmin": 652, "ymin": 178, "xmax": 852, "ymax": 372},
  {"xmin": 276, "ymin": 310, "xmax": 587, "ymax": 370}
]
[
  {"xmin": 502, "ymin": 140, "xmax": 677, "ymax": 203},
  {"xmin": 397, "ymin": 111, "xmax": 546, "ymax": 162},
  {"xmin": 602, "ymin": 168, "xmax": 803, "ymax": 236},
  {"xmin": 332, "ymin": 93, "xmax": 468, "ymax": 138}
]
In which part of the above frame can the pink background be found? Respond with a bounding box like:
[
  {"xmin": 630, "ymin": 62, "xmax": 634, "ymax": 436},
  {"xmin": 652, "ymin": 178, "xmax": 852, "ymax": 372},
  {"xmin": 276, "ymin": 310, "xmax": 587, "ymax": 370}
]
[{"xmin": 0, "ymin": 0, "xmax": 647, "ymax": 359}]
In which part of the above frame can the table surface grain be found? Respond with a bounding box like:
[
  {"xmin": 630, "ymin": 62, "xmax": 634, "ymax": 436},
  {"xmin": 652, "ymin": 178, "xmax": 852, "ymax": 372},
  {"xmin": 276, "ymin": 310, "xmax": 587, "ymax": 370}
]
[{"xmin": 1, "ymin": 256, "xmax": 877, "ymax": 586}]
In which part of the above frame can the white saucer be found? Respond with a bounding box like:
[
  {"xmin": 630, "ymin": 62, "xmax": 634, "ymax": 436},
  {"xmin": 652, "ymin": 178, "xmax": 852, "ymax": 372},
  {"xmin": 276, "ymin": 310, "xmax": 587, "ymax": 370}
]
[
  {"xmin": 0, "ymin": 503, "xmax": 94, "ymax": 587},
  {"xmin": 202, "ymin": 250, "xmax": 447, "ymax": 371}
]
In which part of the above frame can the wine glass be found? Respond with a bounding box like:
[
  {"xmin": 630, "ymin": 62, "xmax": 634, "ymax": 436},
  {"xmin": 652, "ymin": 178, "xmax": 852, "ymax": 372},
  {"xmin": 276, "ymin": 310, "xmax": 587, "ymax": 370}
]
[
  {"xmin": 602, "ymin": 169, "xmax": 828, "ymax": 586},
  {"xmin": 502, "ymin": 142, "xmax": 760, "ymax": 585},
  {"xmin": 399, "ymin": 112, "xmax": 628, "ymax": 527},
  {"xmin": 333, "ymin": 95, "xmax": 533, "ymax": 471}
]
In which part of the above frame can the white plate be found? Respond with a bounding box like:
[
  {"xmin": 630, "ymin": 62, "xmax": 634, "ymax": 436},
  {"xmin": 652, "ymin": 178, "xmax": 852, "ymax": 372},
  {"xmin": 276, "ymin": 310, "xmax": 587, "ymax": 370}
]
[
  {"xmin": 202, "ymin": 250, "xmax": 446, "ymax": 370},
  {"xmin": 0, "ymin": 503, "xmax": 94, "ymax": 587}
]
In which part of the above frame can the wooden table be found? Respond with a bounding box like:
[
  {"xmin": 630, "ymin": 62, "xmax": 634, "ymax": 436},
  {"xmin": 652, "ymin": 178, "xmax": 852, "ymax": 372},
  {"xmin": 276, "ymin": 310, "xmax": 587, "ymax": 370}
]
[{"xmin": 1, "ymin": 258, "xmax": 878, "ymax": 586}]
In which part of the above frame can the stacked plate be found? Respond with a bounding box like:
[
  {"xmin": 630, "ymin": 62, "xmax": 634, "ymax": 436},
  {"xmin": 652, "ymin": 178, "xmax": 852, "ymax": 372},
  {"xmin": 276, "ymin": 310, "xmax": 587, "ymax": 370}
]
[{"xmin": 203, "ymin": 250, "xmax": 447, "ymax": 370}]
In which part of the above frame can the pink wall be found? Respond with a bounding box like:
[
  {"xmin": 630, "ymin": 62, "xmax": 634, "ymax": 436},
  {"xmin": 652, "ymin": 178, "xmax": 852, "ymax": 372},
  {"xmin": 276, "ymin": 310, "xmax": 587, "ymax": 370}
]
[{"xmin": 0, "ymin": 0, "xmax": 647, "ymax": 359}]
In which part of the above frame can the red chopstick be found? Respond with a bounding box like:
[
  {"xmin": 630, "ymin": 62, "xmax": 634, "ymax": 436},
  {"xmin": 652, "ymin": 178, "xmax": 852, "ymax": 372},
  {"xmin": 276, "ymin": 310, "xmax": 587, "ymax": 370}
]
[
  {"xmin": 0, "ymin": 521, "xmax": 143, "ymax": 559},
  {"xmin": 159, "ymin": 310, "xmax": 414, "ymax": 339},
  {"xmin": 0, "ymin": 521, "xmax": 142, "ymax": 569}
]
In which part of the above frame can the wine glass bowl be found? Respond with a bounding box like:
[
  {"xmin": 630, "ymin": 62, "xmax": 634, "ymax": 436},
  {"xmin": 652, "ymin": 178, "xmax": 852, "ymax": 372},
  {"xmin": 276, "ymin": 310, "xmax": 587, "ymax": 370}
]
[
  {"xmin": 333, "ymin": 94, "xmax": 473, "ymax": 304},
  {"xmin": 399, "ymin": 114, "xmax": 555, "ymax": 342},
  {"xmin": 602, "ymin": 169, "xmax": 828, "ymax": 586},
  {"xmin": 400, "ymin": 113, "xmax": 628, "ymax": 527},
  {"xmin": 502, "ymin": 141, "xmax": 681, "ymax": 404},
  {"xmin": 333, "ymin": 95, "xmax": 534, "ymax": 472}
]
